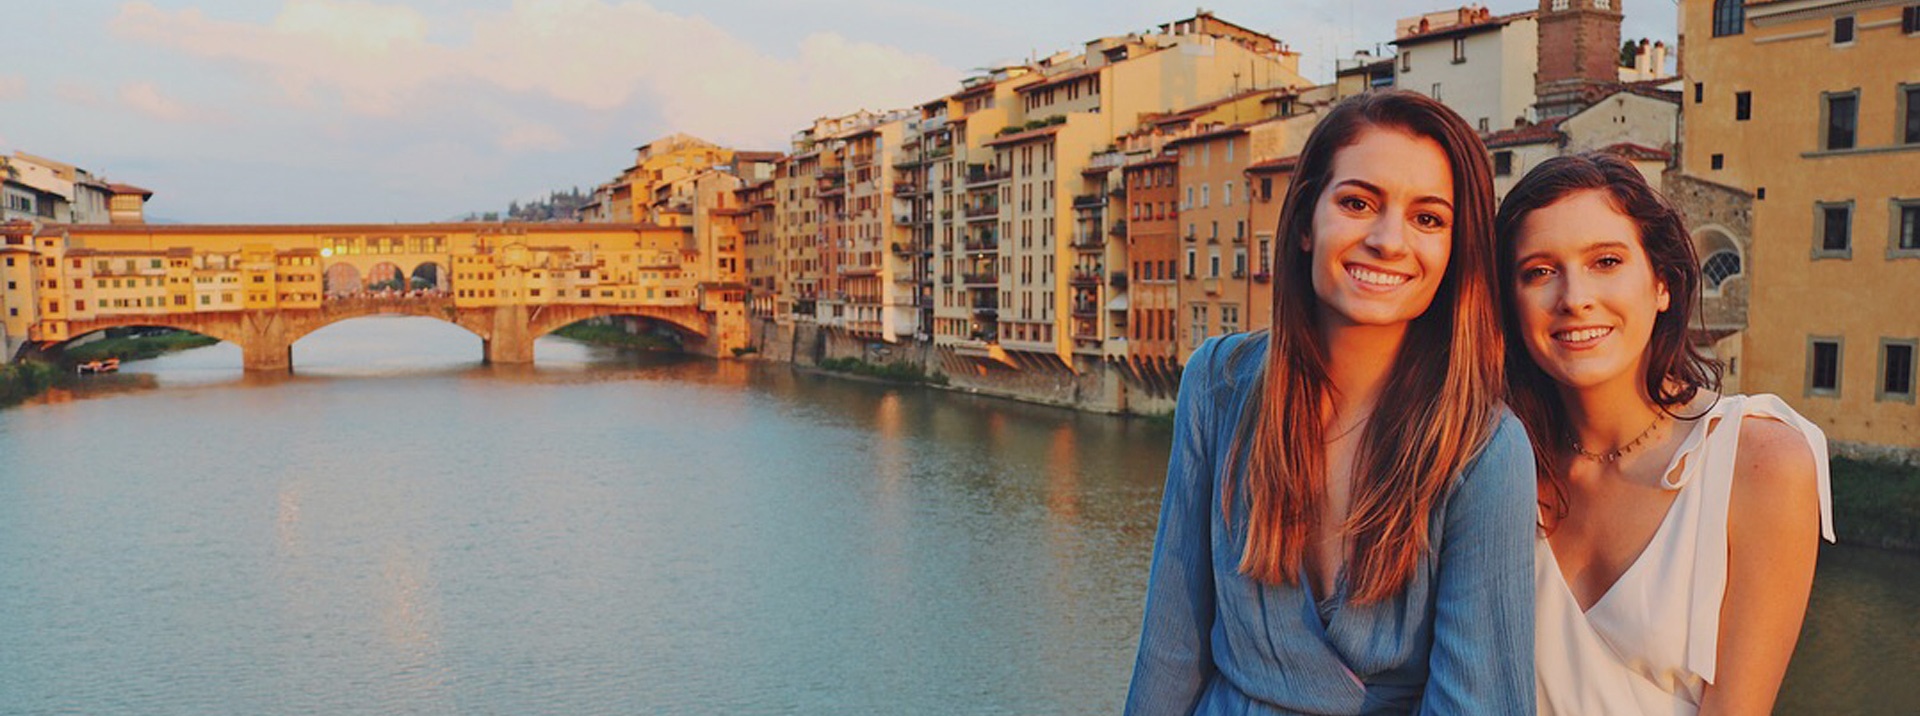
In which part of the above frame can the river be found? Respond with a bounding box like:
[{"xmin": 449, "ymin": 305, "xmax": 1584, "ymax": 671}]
[{"xmin": 0, "ymin": 317, "xmax": 1911, "ymax": 715}]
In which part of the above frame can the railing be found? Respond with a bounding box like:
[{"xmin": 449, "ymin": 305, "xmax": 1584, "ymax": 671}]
[
  {"xmin": 1070, "ymin": 269, "xmax": 1102, "ymax": 286},
  {"xmin": 961, "ymin": 272, "xmax": 998, "ymax": 286},
  {"xmin": 963, "ymin": 203, "xmax": 999, "ymax": 219},
  {"xmin": 963, "ymin": 238, "xmax": 998, "ymax": 253},
  {"xmin": 893, "ymin": 182, "xmax": 919, "ymax": 196},
  {"xmin": 1108, "ymin": 219, "xmax": 1127, "ymax": 237},
  {"xmin": 966, "ymin": 166, "xmax": 1011, "ymax": 186},
  {"xmin": 1253, "ymin": 270, "xmax": 1272, "ymax": 283},
  {"xmin": 1109, "ymin": 270, "xmax": 1128, "ymax": 289},
  {"xmin": 893, "ymin": 213, "xmax": 915, "ymax": 225},
  {"xmin": 1071, "ymin": 302, "xmax": 1099, "ymax": 318},
  {"xmin": 1072, "ymin": 194, "xmax": 1106, "ymax": 209},
  {"xmin": 1070, "ymin": 233, "xmax": 1104, "ymax": 251}
]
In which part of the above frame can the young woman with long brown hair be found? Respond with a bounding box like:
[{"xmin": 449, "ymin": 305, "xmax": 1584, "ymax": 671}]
[
  {"xmin": 1498, "ymin": 154, "xmax": 1832, "ymax": 715},
  {"xmin": 1126, "ymin": 90, "xmax": 1536, "ymax": 714}
]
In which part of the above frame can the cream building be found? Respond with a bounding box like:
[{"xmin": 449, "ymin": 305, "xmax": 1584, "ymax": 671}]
[
  {"xmin": 1392, "ymin": 6, "xmax": 1540, "ymax": 133},
  {"xmin": 1679, "ymin": 0, "xmax": 1920, "ymax": 456}
]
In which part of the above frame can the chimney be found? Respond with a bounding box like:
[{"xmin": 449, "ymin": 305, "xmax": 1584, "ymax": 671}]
[
  {"xmin": 1634, "ymin": 38, "xmax": 1651, "ymax": 76},
  {"xmin": 1651, "ymin": 41, "xmax": 1668, "ymax": 77}
]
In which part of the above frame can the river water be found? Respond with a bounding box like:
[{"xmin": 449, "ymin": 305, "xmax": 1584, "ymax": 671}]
[{"xmin": 0, "ymin": 317, "xmax": 1911, "ymax": 715}]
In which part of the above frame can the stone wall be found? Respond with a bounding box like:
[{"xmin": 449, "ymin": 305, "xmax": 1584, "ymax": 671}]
[{"xmin": 747, "ymin": 316, "xmax": 1179, "ymax": 416}]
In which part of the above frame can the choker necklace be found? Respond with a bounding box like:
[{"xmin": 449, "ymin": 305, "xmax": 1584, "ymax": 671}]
[{"xmin": 1572, "ymin": 412, "xmax": 1669, "ymax": 463}]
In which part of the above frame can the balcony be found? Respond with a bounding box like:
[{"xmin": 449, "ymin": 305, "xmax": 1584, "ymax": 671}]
[
  {"xmin": 963, "ymin": 203, "xmax": 999, "ymax": 221},
  {"xmin": 1108, "ymin": 219, "xmax": 1127, "ymax": 237},
  {"xmin": 966, "ymin": 166, "xmax": 1011, "ymax": 186},
  {"xmin": 1109, "ymin": 270, "xmax": 1128, "ymax": 289},
  {"xmin": 1069, "ymin": 269, "xmax": 1102, "ymax": 286},
  {"xmin": 1071, "ymin": 302, "xmax": 1099, "ymax": 318},
  {"xmin": 893, "ymin": 181, "xmax": 920, "ymax": 196},
  {"xmin": 928, "ymin": 145, "xmax": 953, "ymax": 160},
  {"xmin": 963, "ymin": 237, "xmax": 998, "ymax": 253},
  {"xmin": 893, "ymin": 213, "xmax": 915, "ymax": 225},
  {"xmin": 961, "ymin": 272, "xmax": 998, "ymax": 286},
  {"xmin": 891, "ymin": 241, "xmax": 922, "ymax": 256},
  {"xmin": 1072, "ymin": 194, "xmax": 1107, "ymax": 210},
  {"xmin": 1070, "ymin": 233, "xmax": 1104, "ymax": 251},
  {"xmin": 1253, "ymin": 270, "xmax": 1272, "ymax": 284}
]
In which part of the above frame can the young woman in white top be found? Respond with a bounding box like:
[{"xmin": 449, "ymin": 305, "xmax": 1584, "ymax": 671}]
[{"xmin": 1494, "ymin": 153, "xmax": 1834, "ymax": 715}]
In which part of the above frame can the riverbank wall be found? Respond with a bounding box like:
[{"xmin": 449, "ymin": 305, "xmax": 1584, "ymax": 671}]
[{"xmin": 745, "ymin": 317, "xmax": 1177, "ymax": 416}]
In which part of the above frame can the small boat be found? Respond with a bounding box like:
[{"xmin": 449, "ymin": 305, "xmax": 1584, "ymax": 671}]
[{"xmin": 76, "ymin": 358, "xmax": 121, "ymax": 375}]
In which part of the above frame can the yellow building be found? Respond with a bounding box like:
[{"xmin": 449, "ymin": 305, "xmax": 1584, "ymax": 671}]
[{"xmin": 1680, "ymin": 0, "xmax": 1920, "ymax": 456}]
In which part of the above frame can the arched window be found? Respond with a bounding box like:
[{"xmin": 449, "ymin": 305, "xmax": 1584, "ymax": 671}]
[
  {"xmin": 1714, "ymin": 0, "xmax": 1746, "ymax": 37},
  {"xmin": 1702, "ymin": 249, "xmax": 1742, "ymax": 288}
]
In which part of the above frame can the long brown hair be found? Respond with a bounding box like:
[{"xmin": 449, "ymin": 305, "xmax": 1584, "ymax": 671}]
[
  {"xmin": 1222, "ymin": 90, "xmax": 1506, "ymax": 604},
  {"xmin": 1493, "ymin": 153, "xmax": 1721, "ymax": 529}
]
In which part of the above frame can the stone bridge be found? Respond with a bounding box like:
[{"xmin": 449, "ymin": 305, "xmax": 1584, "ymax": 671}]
[{"xmin": 53, "ymin": 296, "xmax": 719, "ymax": 371}]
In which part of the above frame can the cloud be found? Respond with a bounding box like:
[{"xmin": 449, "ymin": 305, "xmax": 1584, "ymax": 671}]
[
  {"xmin": 497, "ymin": 123, "xmax": 567, "ymax": 153},
  {"xmin": 0, "ymin": 75, "xmax": 25, "ymax": 102},
  {"xmin": 119, "ymin": 82, "xmax": 224, "ymax": 123},
  {"xmin": 53, "ymin": 81, "xmax": 107, "ymax": 109},
  {"xmin": 111, "ymin": 0, "xmax": 962, "ymax": 147}
]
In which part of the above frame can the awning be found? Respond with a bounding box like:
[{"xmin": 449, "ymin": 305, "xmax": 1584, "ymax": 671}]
[{"xmin": 1105, "ymin": 294, "xmax": 1129, "ymax": 311}]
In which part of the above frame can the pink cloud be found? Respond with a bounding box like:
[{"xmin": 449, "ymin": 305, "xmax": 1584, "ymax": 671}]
[
  {"xmin": 119, "ymin": 82, "xmax": 224, "ymax": 123},
  {"xmin": 0, "ymin": 75, "xmax": 25, "ymax": 102},
  {"xmin": 111, "ymin": 0, "xmax": 960, "ymax": 147}
]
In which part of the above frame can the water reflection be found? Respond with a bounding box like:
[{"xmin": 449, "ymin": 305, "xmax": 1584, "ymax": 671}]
[{"xmin": 0, "ymin": 318, "xmax": 1910, "ymax": 714}]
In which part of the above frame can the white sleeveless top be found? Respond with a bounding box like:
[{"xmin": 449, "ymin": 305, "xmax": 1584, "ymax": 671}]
[{"xmin": 1535, "ymin": 394, "xmax": 1836, "ymax": 716}]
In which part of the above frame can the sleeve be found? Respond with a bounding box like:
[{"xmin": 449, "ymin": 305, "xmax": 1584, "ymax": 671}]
[
  {"xmin": 1123, "ymin": 337, "xmax": 1226, "ymax": 716},
  {"xmin": 1418, "ymin": 413, "xmax": 1538, "ymax": 716}
]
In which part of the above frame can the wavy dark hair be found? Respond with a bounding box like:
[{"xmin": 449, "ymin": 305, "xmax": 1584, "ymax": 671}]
[
  {"xmin": 1493, "ymin": 153, "xmax": 1722, "ymax": 528},
  {"xmin": 1222, "ymin": 89, "xmax": 1504, "ymax": 604}
]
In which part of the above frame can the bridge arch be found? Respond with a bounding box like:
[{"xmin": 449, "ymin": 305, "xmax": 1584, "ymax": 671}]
[
  {"xmin": 409, "ymin": 262, "xmax": 447, "ymax": 292},
  {"xmin": 526, "ymin": 305, "xmax": 711, "ymax": 344},
  {"xmin": 365, "ymin": 262, "xmax": 406, "ymax": 292},
  {"xmin": 323, "ymin": 263, "xmax": 362, "ymax": 297}
]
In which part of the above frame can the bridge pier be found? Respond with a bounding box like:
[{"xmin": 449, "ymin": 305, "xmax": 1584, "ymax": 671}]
[
  {"xmin": 239, "ymin": 312, "xmax": 294, "ymax": 372},
  {"xmin": 483, "ymin": 304, "xmax": 533, "ymax": 365}
]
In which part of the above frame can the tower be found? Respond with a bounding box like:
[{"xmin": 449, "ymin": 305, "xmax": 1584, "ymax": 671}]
[{"xmin": 1534, "ymin": 0, "xmax": 1624, "ymax": 119}]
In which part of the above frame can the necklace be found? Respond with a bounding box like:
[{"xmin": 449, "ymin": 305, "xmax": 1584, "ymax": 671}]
[{"xmin": 1571, "ymin": 412, "xmax": 1668, "ymax": 463}]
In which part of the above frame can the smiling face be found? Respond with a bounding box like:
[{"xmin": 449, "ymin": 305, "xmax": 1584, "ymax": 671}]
[
  {"xmin": 1306, "ymin": 127, "xmax": 1457, "ymax": 333},
  {"xmin": 1510, "ymin": 189, "xmax": 1671, "ymax": 393}
]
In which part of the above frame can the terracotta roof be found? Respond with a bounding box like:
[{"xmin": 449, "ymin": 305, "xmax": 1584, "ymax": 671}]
[
  {"xmin": 1482, "ymin": 118, "xmax": 1566, "ymax": 149},
  {"xmin": 1392, "ymin": 10, "xmax": 1536, "ymax": 46},
  {"xmin": 1017, "ymin": 66, "xmax": 1102, "ymax": 94},
  {"xmin": 1126, "ymin": 154, "xmax": 1179, "ymax": 169},
  {"xmin": 983, "ymin": 124, "xmax": 1064, "ymax": 147},
  {"xmin": 735, "ymin": 151, "xmax": 783, "ymax": 162},
  {"xmin": 1597, "ymin": 142, "xmax": 1672, "ymax": 162},
  {"xmin": 1246, "ymin": 155, "xmax": 1300, "ymax": 174},
  {"xmin": 107, "ymin": 183, "xmax": 153, "ymax": 197}
]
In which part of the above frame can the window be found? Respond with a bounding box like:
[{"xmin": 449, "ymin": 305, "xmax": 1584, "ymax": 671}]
[
  {"xmin": 1834, "ymin": 15, "xmax": 1855, "ymax": 44},
  {"xmin": 1479, "ymin": 117, "xmax": 1490, "ymax": 132},
  {"xmin": 1824, "ymin": 91, "xmax": 1858, "ymax": 150},
  {"xmin": 1452, "ymin": 37, "xmax": 1466, "ymax": 63},
  {"xmin": 1595, "ymin": 0, "xmax": 1611, "ymax": 8},
  {"xmin": 1185, "ymin": 248, "xmax": 1196, "ymax": 278},
  {"xmin": 1223, "ymin": 181, "xmax": 1234, "ymax": 207},
  {"xmin": 1493, "ymin": 150, "xmax": 1514, "ymax": 176},
  {"xmin": 1808, "ymin": 338, "xmax": 1842, "ymax": 396},
  {"xmin": 1401, "ymin": 51, "xmax": 1411, "ymax": 73},
  {"xmin": 1191, "ymin": 305, "xmax": 1209, "ymax": 342},
  {"xmin": 1713, "ymin": 0, "xmax": 1745, "ymax": 36},
  {"xmin": 1209, "ymin": 247, "xmax": 1220, "ymax": 277},
  {"xmin": 1221, "ymin": 305, "xmax": 1240, "ymax": 333},
  {"xmin": 1431, "ymin": 83, "xmax": 1443, "ymax": 101},
  {"xmin": 1694, "ymin": 82, "xmax": 1704, "ymax": 104},
  {"xmin": 1902, "ymin": 84, "xmax": 1919, "ymax": 145},
  {"xmin": 1906, "ymin": 5, "xmax": 1920, "ymax": 34},
  {"xmin": 1892, "ymin": 199, "xmax": 1920, "ymax": 256},
  {"xmin": 1816, "ymin": 201, "xmax": 1853, "ymax": 257},
  {"xmin": 1702, "ymin": 250, "xmax": 1742, "ymax": 288},
  {"xmin": 1711, "ymin": 153, "xmax": 1725, "ymax": 170},
  {"xmin": 1552, "ymin": 0, "xmax": 1569, "ymax": 9},
  {"xmin": 1880, "ymin": 340, "xmax": 1916, "ymax": 402},
  {"xmin": 1735, "ymin": 91, "xmax": 1751, "ymax": 121}
]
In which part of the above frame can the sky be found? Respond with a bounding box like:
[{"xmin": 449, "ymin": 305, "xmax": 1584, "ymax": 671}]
[{"xmin": 1, "ymin": 1, "xmax": 1680, "ymax": 224}]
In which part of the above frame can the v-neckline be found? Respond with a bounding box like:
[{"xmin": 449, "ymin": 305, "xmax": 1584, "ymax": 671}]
[{"xmin": 1546, "ymin": 412, "xmax": 1719, "ymax": 615}]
